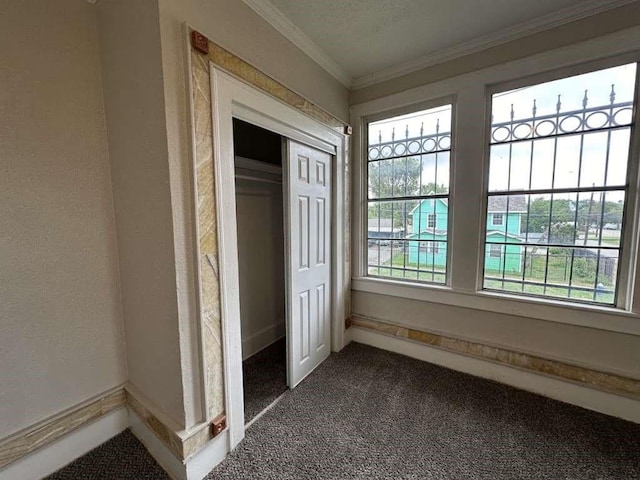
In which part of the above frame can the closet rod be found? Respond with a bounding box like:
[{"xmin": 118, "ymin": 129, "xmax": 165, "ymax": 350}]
[{"xmin": 235, "ymin": 174, "xmax": 282, "ymax": 185}]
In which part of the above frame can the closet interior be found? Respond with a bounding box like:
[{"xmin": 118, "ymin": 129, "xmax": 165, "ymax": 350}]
[{"xmin": 232, "ymin": 118, "xmax": 288, "ymax": 424}]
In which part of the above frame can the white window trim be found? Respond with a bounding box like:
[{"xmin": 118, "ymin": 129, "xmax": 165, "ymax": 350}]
[
  {"xmin": 491, "ymin": 213, "xmax": 503, "ymax": 226},
  {"xmin": 427, "ymin": 213, "xmax": 437, "ymax": 229},
  {"xmin": 351, "ymin": 26, "xmax": 640, "ymax": 335}
]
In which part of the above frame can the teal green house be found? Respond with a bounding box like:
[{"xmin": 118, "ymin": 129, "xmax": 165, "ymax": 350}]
[{"xmin": 406, "ymin": 196, "xmax": 526, "ymax": 273}]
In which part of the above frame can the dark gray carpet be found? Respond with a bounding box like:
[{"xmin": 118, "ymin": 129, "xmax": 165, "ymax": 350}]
[
  {"xmin": 209, "ymin": 343, "xmax": 640, "ymax": 479},
  {"xmin": 47, "ymin": 343, "xmax": 640, "ymax": 480},
  {"xmin": 46, "ymin": 429, "xmax": 168, "ymax": 480},
  {"xmin": 243, "ymin": 337, "xmax": 287, "ymax": 423}
]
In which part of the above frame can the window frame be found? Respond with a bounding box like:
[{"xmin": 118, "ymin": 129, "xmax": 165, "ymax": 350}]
[
  {"xmin": 350, "ymin": 33, "xmax": 640, "ymax": 334},
  {"xmin": 491, "ymin": 213, "xmax": 504, "ymax": 226},
  {"xmin": 427, "ymin": 213, "xmax": 437, "ymax": 229},
  {"xmin": 480, "ymin": 56, "xmax": 640, "ymax": 310},
  {"xmin": 363, "ymin": 97, "xmax": 456, "ymax": 286}
]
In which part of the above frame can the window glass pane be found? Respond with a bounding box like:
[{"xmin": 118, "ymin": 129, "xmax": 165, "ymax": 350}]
[
  {"xmin": 607, "ymin": 129, "xmax": 631, "ymax": 187},
  {"xmin": 553, "ymin": 135, "xmax": 581, "ymax": 189},
  {"xmin": 367, "ymin": 104, "xmax": 452, "ymax": 284},
  {"xmin": 529, "ymin": 138, "xmax": 555, "ymax": 190},
  {"xmin": 484, "ymin": 63, "xmax": 636, "ymax": 305}
]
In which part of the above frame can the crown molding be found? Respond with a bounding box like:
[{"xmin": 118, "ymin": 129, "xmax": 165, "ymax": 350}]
[
  {"xmin": 242, "ymin": 0, "xmax": 353, "ymax": 88},
  {"xmin": 351, "ymin": 0, "xmax": 639, "ymax": 90}
]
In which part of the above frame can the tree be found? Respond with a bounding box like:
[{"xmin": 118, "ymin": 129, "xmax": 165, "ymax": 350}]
[
  {"xmin": 524, "ymin": 195, "xmax": 623, "ymax": 243},
  {"xmin": 547, "ymin": 223, "xmax": 576, "ymax": 244},
  {"xmin": 524, "ymin": 197, "xmax": 574, "ymax": 233},
  {"xmin": 577, "ymin": 197, "xmax": 623, "ymax": 228},
  {"xmin": 368, "ymin": 157, "xmax": 447, "ymax": 230},
  {"xmin": 368, "ymin": 157, "xmax": 421, "ymax": 199}
]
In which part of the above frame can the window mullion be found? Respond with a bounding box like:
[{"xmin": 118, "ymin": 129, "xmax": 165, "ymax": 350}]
[{"xmin": 449, "ymin": 86, "xmax": 486, "ymax": 291}]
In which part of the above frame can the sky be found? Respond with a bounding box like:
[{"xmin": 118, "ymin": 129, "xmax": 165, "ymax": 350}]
[{"xmin": 368, "ymin": 63, "xmax": 637, "ymax": 204}]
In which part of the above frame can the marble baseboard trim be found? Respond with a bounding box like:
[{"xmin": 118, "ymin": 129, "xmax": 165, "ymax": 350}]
[
  {"xmin": 124, "ymin": 390, "xmax": 184, "ymax": 460},
  {"xmin": 125, "ymin": 389, "xmax": 219, "ymax": 462},
  {"xmin": 351, "ymin": 315, "xmax": 640, "ymax": 398},
  {"xmin": 0, "ymin": 387, "xmax": 126, "ymax": 469},
  {"xmin": 190, "ymin": 30, "xmax": 346, "ymax": 131},
  {"xmin": 0, "ymin": 387, "xmax": 224, "ymax": 470}
]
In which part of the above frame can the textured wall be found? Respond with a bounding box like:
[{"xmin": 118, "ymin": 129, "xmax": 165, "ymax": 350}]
[
  {"xmin": 352, "ymin": 292, "xmax": 640, "ymax": 380},
  {"xmin": 97, "ymin": 0, "xmax": 187, "ymax": 428},
  {"xmin": 349, "ymin": 25, "xmax": 640, "ymax": 386},
  {"xmin": 0, "ymin": 0, "xmax": 126, "ymax": 437},
  {"xmin": 236, "ymin": 176, "xmax": 286, "ymax": 360}
]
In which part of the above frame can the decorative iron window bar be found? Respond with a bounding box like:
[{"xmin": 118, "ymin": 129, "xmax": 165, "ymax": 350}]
[
  {"xmin": 490, "ymin": 89, "xmax": 633, "ymax": 145},
  {"xmin": 484, "ymin": 84, "xmax": 635, "ymax": 306},
  {"xmin": 368, "ymin": 128, "xmax": 451, "ymax": 162}
]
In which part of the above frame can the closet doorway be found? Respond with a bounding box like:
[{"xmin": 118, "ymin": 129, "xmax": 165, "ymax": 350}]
[
  {"xmin": 207, "ymin": 67, "xmax": 347, "ymax": 450},
  {"xmin": 233, "ymin": 119, "xmax": 287, "ymax": 424},
  {"xmin": 231, "ymin": 117, "xmax": 333, "ymax": 424}
]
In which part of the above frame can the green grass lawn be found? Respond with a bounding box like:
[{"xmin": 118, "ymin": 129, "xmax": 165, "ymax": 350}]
[
  {"xmin": 483, "ymin": 278, "xmax": 614, "ymax": 304},
  {"xmin": 368, "ymin": 251, "xmax": 446, "ymax": 284},
  {"xmin": 513, "ymin": 253, "xmax": 611, "ymax": 287},
  {"xmin": 600, "ymin": 236, "xmax": 620, "ymax": 246},
  {"xmin": 369, "ymin": 249, "xmax": 615, "ymax": 304}
]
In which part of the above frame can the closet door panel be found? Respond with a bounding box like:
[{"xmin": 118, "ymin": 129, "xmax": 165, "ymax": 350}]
[{"xmin": 285, "ymin": 140, "xmax": 332, "ymax": 387}]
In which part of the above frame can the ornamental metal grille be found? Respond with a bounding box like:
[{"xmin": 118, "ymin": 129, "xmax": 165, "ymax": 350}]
[
  {"xmin": 484, "ymin": 63, "xmax": 638, "ymax": 305},
  {"xmin": 367, "ymin": 105, "xmax": 452, "ymax": 284}
]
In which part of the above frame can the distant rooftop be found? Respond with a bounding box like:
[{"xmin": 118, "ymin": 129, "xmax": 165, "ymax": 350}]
[
  {"xmin": 409, "ymin": 195, "xmax": 527, "ymax": 214},
  {"xmin": 488, "ymin": 195, "xmax": 527, "ymax": 213},
  {"xmin": 368, "ymin": 218, "xmax": 403, "ymax": 232}
]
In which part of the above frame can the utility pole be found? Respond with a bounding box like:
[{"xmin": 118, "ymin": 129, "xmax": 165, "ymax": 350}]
[{"xmin": 583, "ymin": 183, "xmax": 595, "ymax": 246}]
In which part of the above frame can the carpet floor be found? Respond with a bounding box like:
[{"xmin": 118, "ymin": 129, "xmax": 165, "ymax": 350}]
[
  {"xmin": 48, "ymin": 343, "xmax": 640, "ymax": 479},
  {"xmin": 46, "ymin": 429, "xmax": 169, "ymax": 480},
  {"xmin": 243, "ymin": 337, "xmax": 287, "ymax": 423},
  {"xmin": 209, "ymin": 343, "xmax": 640, "ymax": 479}
]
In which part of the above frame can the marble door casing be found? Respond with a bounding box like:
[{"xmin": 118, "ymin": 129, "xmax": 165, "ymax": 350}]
[{"xmin": 191, "ymin": 49, "xmax": 225, "ymax": 421}]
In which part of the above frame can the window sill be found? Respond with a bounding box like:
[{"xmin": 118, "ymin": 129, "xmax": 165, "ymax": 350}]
[{"xmin": 351, "ymin": 277, "xmax": 640, "ymax": 336}]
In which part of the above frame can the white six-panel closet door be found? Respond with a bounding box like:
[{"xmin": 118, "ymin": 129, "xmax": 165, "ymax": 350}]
[{"xmin": 284, "ymin": 139, "xmax": 332, "ymax": 388}]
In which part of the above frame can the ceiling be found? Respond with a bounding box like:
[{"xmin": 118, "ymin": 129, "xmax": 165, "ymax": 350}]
[{"xmin": 242, "ymin": 0, "xmax": 634, "ymax": 89}]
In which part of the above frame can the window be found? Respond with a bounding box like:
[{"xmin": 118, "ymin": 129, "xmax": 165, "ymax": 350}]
[
  {"xmin": 484, "ymin": 63, "xmax": 638, "ymax": 305},
  {"xmin": 489, "ymin": 244, "xmax": 502, "ymax": 258},
  {"xmin": 367, "ymin": 104, "xmax": 452, "ymax": 283},
  {"xmin": 419, "ymin": 241, "xmax": 440, "ymax": 254}
]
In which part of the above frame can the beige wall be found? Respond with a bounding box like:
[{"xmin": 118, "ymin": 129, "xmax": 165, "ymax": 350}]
[
  {"xmin": 97, "ymin": 0, "xmax": 187, "ymax": 429},
  {"xmin": 0, "ymin": 0, "xmax": 126, "ymax": 437},
  {"xmin": 236, "ymin": 175, "xmax": 286, "ymax": 359},
  {"xmin": 159, "ymin": 0, "xmax": 349, "ymax": 123},
  {"xmin": 352, "ymin": 292, "xmax": 640, "ymax": 379},
  {"xmin": 350, "ymin": 3, "xmax": 640, "ymax": 105},
  {"xmin": 349, "ymin": 20, "xmax": 640, "ymax": 383}
]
